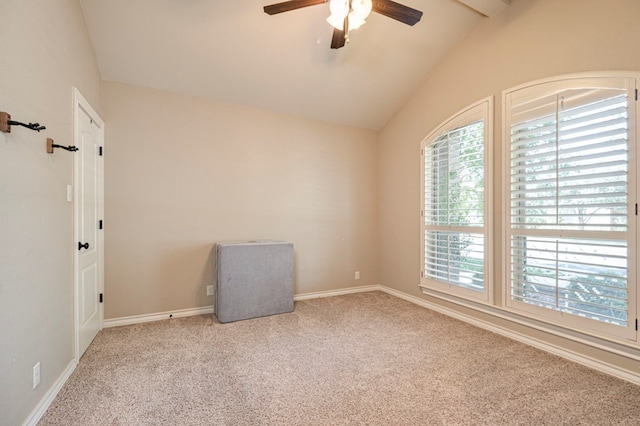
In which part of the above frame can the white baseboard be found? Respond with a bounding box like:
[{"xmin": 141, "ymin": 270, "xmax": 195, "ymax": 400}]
[
  {"xmin": 103, "ymin": 306, "xmax": 214, "ymax": 328},
  {"xmin": 377, "ymin": 286, "xmax": 640, "ymax": 386},
  {"xmin": 294, "ymin": 284, "xmax": 382, "ymax": 301},
  {"xmin": 23, "ymin": 359, "xmax": 76, "ymax": 426},
  {"xmin": 103, "ymin": 286, "xmax": 382, "ymax": 328}
]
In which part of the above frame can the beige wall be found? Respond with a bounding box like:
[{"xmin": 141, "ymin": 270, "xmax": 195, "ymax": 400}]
[
  {"xmin": 103, "ymin": 82, "xmax": 379, "ymax": 319},
  {"xmin": 379, "ymin": 0, "xmax": 640, "ymax": 373},
  {"xmin": 0, "ymin": 1, "xmax": 102, "ymax": 424}
]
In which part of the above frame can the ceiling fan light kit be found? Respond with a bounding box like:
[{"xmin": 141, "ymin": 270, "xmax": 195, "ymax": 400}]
[
  {"xmin": 327, "ymin": 0, "xmax": 372, "ymax": 32},
  {"xmin": 263, "ymin": 0, "xmax": 423, "ymax": 49}
]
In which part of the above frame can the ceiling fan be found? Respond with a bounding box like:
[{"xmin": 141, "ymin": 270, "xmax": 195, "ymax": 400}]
[{"xmin": 263, "ymin": 0, "xmax": 423, "ymax": 49}]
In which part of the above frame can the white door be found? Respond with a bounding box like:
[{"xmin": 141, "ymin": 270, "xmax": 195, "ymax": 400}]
[{"xmin": 74, "ymin": 89, "xmax": 104, "ymax": 359}]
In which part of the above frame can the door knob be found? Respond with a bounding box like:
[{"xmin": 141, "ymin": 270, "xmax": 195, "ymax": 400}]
[{"xmin": 78, "ymin": 242, "xmax": 90, "ymax": 250}]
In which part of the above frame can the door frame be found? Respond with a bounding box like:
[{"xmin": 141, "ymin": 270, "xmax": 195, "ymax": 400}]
[{"xmin": 73, "ymin": 87, "xmax": 105, "ymax": 363}]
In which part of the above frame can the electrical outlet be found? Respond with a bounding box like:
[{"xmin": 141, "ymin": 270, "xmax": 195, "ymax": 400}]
[
  {"xmin": 206, "ymin": 285, "xmax": 214, "ymax": 296},
  {"xmin": 355, "ymin": 271, "xmax": 360, "ymax": 280},
  {"xmin": 33, "ymin": 362, "xmax": 40, "ymax": 389}
]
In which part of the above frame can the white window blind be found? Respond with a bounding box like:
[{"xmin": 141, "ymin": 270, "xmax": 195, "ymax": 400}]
[
  {"xmin": 510, "ymin": 89, "xmax": 628, "ymax": 232},
  {"xmin": 505, "ymin": 77, "xmax": 636, "ymax": 339},
  {"xmin": 425, "ymin": 122, "xmax": 485, "ymax": 228},
  {"xmin": 510, "ymin": 236, "xmax": 628, "ymax": 325},
  {"xmin": 421, "ymin": 99, "xmax": 491, "ymax": 300}
]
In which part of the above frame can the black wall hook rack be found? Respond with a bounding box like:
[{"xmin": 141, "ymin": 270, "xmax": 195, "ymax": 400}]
[
  {"xmin": 1, "ymin": 111, "xmax": 46, "ymax": 133},
  {"xmin": 46, "ymin": 138, "xmax": 78, "ymax": 154},
  {"xmin": 10, "ymin": 120, "xmax": 46, "ymax": 132}
]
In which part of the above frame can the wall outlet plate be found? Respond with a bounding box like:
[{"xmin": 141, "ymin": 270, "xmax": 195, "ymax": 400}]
[{"xmin": 206, "ymin": 285, "xmax": 214, "ymax": 296}]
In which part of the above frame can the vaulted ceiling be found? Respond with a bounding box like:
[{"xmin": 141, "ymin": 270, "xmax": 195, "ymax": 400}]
[{"xmin": 79, "ymin": 0, "xmax": 508, "ymax": 130}]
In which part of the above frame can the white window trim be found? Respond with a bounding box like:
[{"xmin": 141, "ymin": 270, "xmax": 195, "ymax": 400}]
[
  {"xmin": 501, "ymin": 72, "xmax": 639, "ymax": 344},
  {"xmin": 420, "ymin": 96, "xmax": 494, "ymax": 304}
]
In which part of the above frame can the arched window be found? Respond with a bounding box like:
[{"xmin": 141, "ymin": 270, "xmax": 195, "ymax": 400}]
[{"xmin": 420, "ymin": 97, "xmax": 493, "ymax": 302}]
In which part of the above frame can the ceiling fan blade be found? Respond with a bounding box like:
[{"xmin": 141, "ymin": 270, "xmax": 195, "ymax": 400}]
[
  {"xmin": 264, "ymin": 0, "xmax": 327, "ymax": 15},
  {"xmin": 372, "ymin": 0, "xmax": 423, "ymax": 26},
  {"xmin": 330, "ymin": 27, "xmax": 346, "ymax": 49}
]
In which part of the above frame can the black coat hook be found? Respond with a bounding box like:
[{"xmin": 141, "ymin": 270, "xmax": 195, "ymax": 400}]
[
  {"xmin": 0, "ymin": 111, "xmax": 46, "ymax": 133},
  {"xmin": 9, "ymin": 120, "xmax": 46, "ymax": 132},
  {"xmin": 46, "ymin": 138, "xmax": 78, "ymax": 154}
]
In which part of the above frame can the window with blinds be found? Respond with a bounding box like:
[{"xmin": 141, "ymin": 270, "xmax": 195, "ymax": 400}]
[
  {"xmin": 505, "ymin": 76, "xmax": 637, "ymax": 339},
  {"xmin": 421, "ymin": 98, "xmax": 491, "ymax": 301}
]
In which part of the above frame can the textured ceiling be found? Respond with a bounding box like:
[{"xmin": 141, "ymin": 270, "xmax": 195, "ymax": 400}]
[{"xmin": 79, "ymin": 0, "xmax": 483, "ymax": 130}]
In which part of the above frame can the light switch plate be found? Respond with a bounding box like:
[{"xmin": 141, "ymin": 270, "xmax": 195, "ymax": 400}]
[{"xmin": 33, "ymin": 362, "xmax": 40, "ymax": 389}]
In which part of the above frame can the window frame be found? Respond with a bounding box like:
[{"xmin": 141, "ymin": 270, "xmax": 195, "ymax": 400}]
[
  {"xmin": 420, "ymin": 97, "xmax": 494, "ymax": 303},
  {"xmin": 502, "ymin": 73, "xmax": 638, "ymax": 342}
]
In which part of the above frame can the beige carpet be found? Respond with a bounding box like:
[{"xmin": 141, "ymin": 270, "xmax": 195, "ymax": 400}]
[{"xmin": 39, "ymin": 292, "xmax": 640, "ymax": 425}]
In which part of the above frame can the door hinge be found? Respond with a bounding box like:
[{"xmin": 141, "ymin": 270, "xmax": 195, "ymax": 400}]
[
  {"xmin": 635, "ymin": 89, "xmax": 638, "ymax": 101},
  {"xmin": 99, "ymin": 219, "xmax": 103, "ymax": 230},
  {"xmin": 99, "ymin": 146, "xmax": 103, "ymax": 156},
  {"xmin": 99, "ymin": 293, "xmax": 103, "ymax": 303},
  {"xmin": 635, "ymin": 318, "xmax": 638, "ymax": 331},
  {"xmin": 636, "ymin": 203, "xmax": 638, "ymax": 216},
  {"xmin": 420, "ymin": 271, "xmax": 424, "ymax": 278}
]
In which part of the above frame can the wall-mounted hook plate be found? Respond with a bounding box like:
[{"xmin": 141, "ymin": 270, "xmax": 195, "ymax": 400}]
[{"xmin": 0, "ymin": 112, "xmax": 10, "ymax": 132}]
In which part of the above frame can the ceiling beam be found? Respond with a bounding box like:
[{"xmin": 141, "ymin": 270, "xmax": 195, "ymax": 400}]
[{"xmin": 457, "ymin": 0, "xmax": 510, "ymax": 17}]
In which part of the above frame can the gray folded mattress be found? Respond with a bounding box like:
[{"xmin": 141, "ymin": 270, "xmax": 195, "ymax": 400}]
[{"xmin": 214, "ymin": 241, "xmax": 294, "ymax": 323}]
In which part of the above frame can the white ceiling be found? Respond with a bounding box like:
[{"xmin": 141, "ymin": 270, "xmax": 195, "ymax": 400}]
[{"xmin": 79, "ymin": 0, "xmax": 488, "ymax": 130}]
